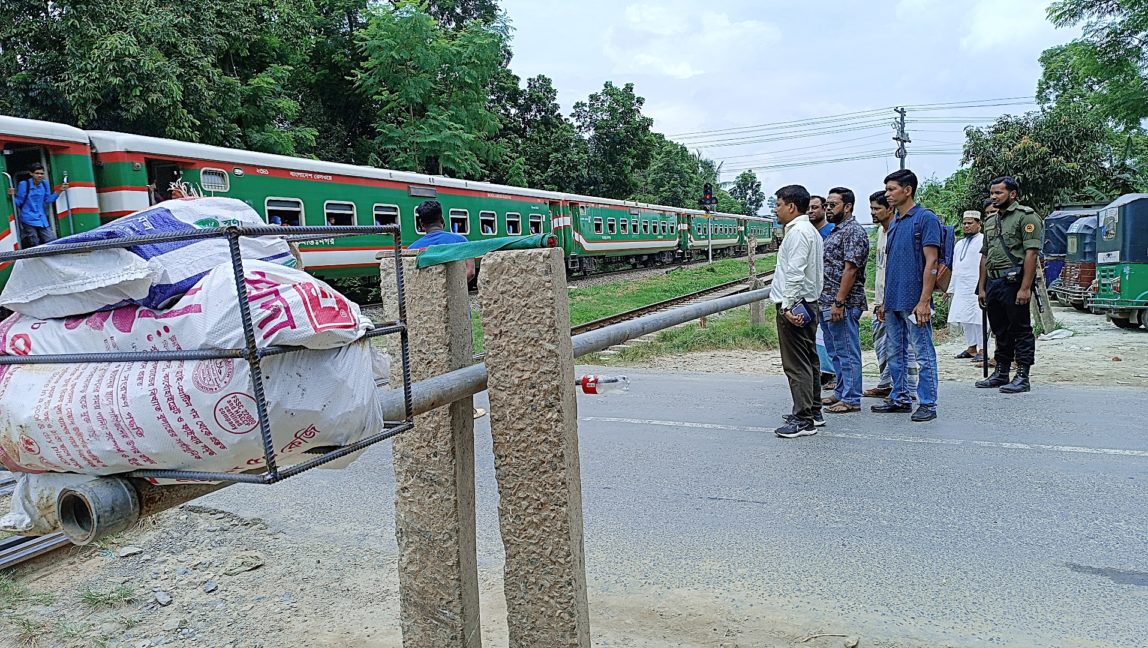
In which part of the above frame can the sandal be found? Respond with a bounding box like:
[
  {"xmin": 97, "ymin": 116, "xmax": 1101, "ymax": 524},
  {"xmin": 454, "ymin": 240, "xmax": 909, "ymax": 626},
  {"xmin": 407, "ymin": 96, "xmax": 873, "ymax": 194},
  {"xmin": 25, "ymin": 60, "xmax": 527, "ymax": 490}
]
[
  {"xmin": 825, "ymin": 402, "xmax": 860, "ymax": 413},
  {"xmin": 955, "ymin": 350, "xmax": 974, "ymax": 359},
  {"xmin": 821, "ymin": 396, "xmax": 840, "ymax": 405}
]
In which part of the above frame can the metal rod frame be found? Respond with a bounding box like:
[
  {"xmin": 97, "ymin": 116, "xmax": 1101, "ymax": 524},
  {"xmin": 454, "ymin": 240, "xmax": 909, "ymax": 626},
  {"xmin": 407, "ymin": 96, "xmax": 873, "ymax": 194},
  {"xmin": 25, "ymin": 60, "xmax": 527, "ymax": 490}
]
[{"xmin": 0, "ymin": 225, "xmax": 414, "ymax": 485}]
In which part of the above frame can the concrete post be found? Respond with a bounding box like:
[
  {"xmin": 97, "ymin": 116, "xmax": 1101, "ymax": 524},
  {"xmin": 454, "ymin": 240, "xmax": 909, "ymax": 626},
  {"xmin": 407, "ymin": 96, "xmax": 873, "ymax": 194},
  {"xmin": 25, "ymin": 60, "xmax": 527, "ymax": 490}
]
[
  {"xmin": 748, "ymin": 234, "xmax": 765, "ymax": 327},
  {"xmin": 380, "ymin": 256, "xmax": 481, "ymax": 648},
  {"xmin": 478, "ymin": 249, "xmax": 591, "ymax": 648}
]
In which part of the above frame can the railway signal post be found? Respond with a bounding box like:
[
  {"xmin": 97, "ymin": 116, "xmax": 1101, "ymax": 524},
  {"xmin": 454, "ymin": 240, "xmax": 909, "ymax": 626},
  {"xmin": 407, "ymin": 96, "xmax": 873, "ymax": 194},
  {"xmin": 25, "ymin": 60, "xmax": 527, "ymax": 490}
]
[{"xmin": 701, "ymin": 183, "xmax": 718, "ymax": 263}]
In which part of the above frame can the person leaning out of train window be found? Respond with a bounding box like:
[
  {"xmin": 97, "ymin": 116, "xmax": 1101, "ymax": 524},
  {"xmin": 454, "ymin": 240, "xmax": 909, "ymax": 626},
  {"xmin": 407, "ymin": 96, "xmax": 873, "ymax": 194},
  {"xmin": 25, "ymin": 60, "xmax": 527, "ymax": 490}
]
[
  {"xmin": 407, "ymin": 199, "xmax": 475, "ymax": 282},
  {"xmin": 8, "ymin": 162, "xmax": 68, "ymax": 248}
]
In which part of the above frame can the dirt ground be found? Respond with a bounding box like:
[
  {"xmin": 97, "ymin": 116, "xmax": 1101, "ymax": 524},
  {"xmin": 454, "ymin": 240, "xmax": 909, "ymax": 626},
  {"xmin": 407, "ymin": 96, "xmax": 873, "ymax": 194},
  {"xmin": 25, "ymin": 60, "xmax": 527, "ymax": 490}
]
[
  {"xmin": 624, "ymin": 304, "xmax": 1148, "ymax": 389},
  {"xmin": 0, "ymin": 505, "xmax": 867, "ymax": 648}
]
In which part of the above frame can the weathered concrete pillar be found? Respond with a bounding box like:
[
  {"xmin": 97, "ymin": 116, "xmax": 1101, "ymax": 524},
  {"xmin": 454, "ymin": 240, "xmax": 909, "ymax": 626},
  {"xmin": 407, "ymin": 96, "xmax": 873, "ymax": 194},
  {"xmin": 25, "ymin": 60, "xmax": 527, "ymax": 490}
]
[
  {"xmin": 380, "ymin": 256, "xmax": 481, "ymax": 648},
  {"xmin": 478, "ymin": 248, "xmax": 591, "ymax": 648},
  {"xmin": 748, "ymin": 234, "xmax": 765, "ymax": 327}
]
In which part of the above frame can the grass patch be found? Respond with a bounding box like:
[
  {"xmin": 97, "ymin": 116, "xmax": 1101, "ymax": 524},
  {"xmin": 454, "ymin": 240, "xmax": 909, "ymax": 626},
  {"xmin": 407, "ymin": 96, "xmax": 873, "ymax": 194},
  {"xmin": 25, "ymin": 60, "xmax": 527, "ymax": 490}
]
[
  {"xmin": 567, "ymin": 256, "xmax": 776, "ymax": 326},
  {"xmin": 0, "ymin": 575, "xmax": 54, "ymax": 607},
  {"xmin": 600, "ymin": 305, "xmax": 778, "ymax": 363},
  {"xmin": 54, "ymin": 620, "xmax": 87, "ymax": 639},
  {"xmin": 79, "ymin": 585, "xmax": 135, "ymax": 608},
  {"xmin": 11, "ymin": 614, "xmax": 47, "ymax": 646}
]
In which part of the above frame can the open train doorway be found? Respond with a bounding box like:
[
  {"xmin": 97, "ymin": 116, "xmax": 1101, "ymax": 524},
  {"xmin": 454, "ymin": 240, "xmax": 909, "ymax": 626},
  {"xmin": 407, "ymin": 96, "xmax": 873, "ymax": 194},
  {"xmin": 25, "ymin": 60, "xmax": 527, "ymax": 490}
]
[
  {"xmin": 2, "ymin": 144, "xmax": 54, "ymax": 243},
  {"xmin": 146, "ymin": 158, "xmax": 183, "ymax": 204}
]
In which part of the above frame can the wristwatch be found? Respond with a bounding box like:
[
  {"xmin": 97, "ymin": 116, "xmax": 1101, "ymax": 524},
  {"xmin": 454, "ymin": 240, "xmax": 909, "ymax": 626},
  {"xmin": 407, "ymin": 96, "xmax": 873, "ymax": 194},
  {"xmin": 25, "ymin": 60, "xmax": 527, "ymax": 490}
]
[{"xmin": 833, "ymin": 299, "xmax": 845, "ymax": 308}]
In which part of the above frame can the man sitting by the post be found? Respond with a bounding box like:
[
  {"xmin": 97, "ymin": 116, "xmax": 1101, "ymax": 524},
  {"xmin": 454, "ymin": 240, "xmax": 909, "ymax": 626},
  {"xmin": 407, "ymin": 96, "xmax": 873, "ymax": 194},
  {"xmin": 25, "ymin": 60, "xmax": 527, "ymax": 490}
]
[
  {"xmin": 407, "ymin": 200, "xmax": 482, "ymax": 418},
  {"xmin": 408, "ymin": 200, "xmax": 475, "ymax": 282}
]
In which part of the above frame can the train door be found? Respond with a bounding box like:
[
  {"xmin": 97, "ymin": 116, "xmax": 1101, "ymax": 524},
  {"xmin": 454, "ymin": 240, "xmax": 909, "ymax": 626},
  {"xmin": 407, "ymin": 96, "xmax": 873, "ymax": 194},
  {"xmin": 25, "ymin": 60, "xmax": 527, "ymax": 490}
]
[
  {"xmin": 145, "ymin": 158, "xmax": 184, "ymax": 204},
  {"xmin": 2, "ymin": 144, "xmax": 53, "ymax": 243}
]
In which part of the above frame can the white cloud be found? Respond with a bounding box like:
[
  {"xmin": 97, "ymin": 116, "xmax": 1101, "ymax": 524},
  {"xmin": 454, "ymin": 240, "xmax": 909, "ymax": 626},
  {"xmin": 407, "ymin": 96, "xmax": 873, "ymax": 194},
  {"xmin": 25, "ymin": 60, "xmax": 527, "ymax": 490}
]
[
  {"xmin": 961, "ymin": 0, "xmax": 1058, "ymax": 51},
  {"xmin": 602, "ymin": 3, "xmax": 780, "ymax": 80}
]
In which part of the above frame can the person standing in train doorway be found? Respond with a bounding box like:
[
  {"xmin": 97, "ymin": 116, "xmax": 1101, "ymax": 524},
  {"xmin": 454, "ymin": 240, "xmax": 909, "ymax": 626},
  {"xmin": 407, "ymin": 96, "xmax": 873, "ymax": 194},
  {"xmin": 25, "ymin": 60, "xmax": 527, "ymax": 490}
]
[
  {"xmin": 8, "ymin": 162, "xmax": 68, "ymax": 248},
  {"xmin": 770, "ymin": 185, "xmax": 825, "ymax": 438},
  {"xmin": 872, "ymin": 169, "xmax": 941, "ymax": 422},
  {"xmin": 976, "ymin": 177, "xmax": 1043, "ymax": 394}
]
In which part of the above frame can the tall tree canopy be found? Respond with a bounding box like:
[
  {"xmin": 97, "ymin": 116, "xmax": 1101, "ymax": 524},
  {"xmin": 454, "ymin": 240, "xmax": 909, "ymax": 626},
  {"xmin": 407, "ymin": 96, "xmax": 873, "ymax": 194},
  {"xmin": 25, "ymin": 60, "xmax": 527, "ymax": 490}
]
[
  {"xmin": 730, "ymin": 170, "xmax": 765, "ymax": 216},
  {"xmin": 573, "ymin": 82, "xmax": 657, "ymax": 199},
  {"xmin": 354, "ymin": 2, "xmax": 508, "ymax": 177}
]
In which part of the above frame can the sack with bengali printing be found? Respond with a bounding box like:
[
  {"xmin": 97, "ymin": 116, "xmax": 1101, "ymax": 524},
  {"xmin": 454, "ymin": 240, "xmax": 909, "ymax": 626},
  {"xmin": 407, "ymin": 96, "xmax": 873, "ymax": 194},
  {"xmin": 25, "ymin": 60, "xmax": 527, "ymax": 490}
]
[
  {"xmin": 0, "ymin": 197, "xmax": 295, "ymax": 319},
  {"xmin": 0, "ymin": 260, "xmax": 386, "ymax": 532}
]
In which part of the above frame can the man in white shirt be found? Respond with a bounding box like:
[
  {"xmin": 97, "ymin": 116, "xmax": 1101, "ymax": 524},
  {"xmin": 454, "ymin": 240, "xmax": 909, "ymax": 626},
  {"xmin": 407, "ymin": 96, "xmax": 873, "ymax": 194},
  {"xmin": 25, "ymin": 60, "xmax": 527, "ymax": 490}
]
[{"xmin": 770, "ymin": 185, "xmax": 825, "ymax": 438}]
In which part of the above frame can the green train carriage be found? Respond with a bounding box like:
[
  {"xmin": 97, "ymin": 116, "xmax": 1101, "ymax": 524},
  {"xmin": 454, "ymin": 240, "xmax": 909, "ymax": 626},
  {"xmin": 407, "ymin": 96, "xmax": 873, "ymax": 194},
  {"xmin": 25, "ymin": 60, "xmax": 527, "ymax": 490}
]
[
  {"xmin": 1, "ymin": 114, "xmax": 775, "ymax": 294},
  {"xmin": 1089, "ymin": 194, "xmax": 1148, "ymax": 330},
  {"xmin": 0, "ymin": 116, "xmax": 102, "ymax": 285}
]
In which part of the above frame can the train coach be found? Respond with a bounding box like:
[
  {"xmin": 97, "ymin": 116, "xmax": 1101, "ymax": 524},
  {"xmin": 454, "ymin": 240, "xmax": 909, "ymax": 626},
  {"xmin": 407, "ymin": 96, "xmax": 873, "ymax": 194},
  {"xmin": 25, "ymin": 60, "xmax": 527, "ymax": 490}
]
[{"xmin": 2, "ymin": 114, "xmax": 774, "ymax": 289}]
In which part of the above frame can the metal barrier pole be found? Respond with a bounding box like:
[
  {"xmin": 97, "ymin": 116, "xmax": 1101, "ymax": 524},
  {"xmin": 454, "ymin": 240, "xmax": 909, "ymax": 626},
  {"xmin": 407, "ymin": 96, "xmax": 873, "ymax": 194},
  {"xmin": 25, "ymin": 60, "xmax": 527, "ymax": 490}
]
[
  {"xmin": 381, "ymin": 257, "xmax": 482, "ymax": 648},
  {"xmin": 479, "ymin": 248, "xmax": 590, "ymax": 647}
]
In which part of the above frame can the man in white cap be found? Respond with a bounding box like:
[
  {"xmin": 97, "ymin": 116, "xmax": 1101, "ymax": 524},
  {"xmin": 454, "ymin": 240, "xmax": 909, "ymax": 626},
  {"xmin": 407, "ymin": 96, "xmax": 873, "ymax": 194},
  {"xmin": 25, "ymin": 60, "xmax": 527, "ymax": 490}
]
[{"xmin": 948, "ymin": 210, "xmax": 986, "ymax": 361}]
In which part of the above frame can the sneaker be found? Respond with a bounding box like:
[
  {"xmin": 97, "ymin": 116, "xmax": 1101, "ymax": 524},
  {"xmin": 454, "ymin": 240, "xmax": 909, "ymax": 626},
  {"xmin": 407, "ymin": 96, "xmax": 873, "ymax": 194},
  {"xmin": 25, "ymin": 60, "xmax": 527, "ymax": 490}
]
[
  {"xmin": 871, "ymin": 401, "xmax": 912, "ymax": 414},
  {"xmin": 910, "ymin": 406, "xmax": 937, "ymax": 422},
  {"xmin": 775, "ymin": 419, "xmax": 817, "ymax": 438},
  {"xmin": 784, "ymin": 411, "xmax": 826, "ymax": 427}
]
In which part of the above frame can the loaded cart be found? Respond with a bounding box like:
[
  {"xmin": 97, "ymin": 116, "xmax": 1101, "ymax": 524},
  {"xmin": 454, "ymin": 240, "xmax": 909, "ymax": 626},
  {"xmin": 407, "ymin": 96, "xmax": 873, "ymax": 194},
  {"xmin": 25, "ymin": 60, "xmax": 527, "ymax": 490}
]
[{"xmin": 0, "ymin": 198, "xmax": 414, "ymax": 545}]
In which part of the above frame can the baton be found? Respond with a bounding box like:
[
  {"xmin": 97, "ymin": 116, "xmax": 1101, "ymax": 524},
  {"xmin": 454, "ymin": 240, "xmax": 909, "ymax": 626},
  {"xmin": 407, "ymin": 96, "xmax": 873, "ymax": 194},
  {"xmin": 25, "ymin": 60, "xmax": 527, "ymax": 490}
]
[{"xmin": 981, "ymin": 290, "xmax": 989, "ymax": 379}]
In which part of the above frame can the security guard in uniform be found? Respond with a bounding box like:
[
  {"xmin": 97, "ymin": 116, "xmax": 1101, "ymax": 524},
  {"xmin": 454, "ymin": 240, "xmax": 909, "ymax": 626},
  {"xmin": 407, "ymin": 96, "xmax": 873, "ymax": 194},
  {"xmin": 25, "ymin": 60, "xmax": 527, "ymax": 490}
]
[{"xmin": 976, "ymin": 176, "xmax": 1042, "ymax": 393}]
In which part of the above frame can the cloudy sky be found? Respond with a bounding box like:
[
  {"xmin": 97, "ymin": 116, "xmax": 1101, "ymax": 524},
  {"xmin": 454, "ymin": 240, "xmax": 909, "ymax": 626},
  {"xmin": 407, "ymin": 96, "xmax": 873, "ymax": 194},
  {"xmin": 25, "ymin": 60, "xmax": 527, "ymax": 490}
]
[{"xmin": 500, "ymin": 0, "xmax": 1079, "ymax": 222}]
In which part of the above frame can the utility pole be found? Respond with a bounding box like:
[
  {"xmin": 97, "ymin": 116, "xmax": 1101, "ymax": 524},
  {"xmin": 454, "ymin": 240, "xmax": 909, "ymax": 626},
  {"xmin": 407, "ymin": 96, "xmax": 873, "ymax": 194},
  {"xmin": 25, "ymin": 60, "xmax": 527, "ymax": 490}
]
[{"xmin": 893, "ymin": 107, "xmax": 910, "ymax": 170}]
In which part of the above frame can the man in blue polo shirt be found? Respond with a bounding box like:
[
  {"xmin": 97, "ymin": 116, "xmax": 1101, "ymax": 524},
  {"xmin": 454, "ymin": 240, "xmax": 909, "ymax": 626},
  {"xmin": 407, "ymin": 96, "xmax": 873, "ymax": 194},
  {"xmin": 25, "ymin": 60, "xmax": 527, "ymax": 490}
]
[
  {"xmin": 872, "ymin": 169, "xmax": 940, "ymax": 422},
  {"xmin": 407, "ymin": 200, "xmax": 475, "ymax": 282}
]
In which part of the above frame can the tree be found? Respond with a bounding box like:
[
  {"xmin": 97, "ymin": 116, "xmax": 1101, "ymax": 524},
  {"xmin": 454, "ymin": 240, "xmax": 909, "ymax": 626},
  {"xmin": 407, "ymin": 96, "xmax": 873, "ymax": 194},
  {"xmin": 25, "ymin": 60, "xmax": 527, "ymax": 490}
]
[
  {"xmin": 572, "ymin": 82, "xmax": 656, "ymax": 199},
  {"xmin": 491, "ymin": 74, "xmax": 588, "ymax": 190},
  {"xmin": 960, "ymin": 103, "xmax": 1133, "ymax": 213},
  {"xmin": 1039, "ymin": 0, "xmax": 1148, "ymax": 130},
  {"xmin": 355, "ymin": 2, "xmax": 508, "ymax": 178},
  {"xmin": 0, "ymin": 0, "xmax": 319, "ymax": 155},
  {"xmin": 729, "ymin": 170, "xmax": 765, "ymax": 216}
]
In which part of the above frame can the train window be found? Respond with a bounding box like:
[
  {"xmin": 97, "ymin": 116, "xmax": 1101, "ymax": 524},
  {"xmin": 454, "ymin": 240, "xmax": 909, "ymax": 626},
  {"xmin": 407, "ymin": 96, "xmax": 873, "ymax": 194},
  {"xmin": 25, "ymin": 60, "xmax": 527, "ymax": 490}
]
[
  {"xmin": 620, "ymin": 219, "xmax": 629, "ymax": 235},
  {"xmin": 529, "ymin": 214, "xmax": 543, "ymax": 234},
  {"xmin": 479, "ymin": 210, "xmax": 497, "ymax": 235},
  {"xmin": 594, "ymin": 217, "xmax": 603, "ymax": 234},
  {"xmin": 324, "ymin": 201, "xmax": 356, "ymax": 226},
  {"xmin": 661, "ymin": 221, "xmax": 669, "ymax": 236},
  {"xmin": 266, "ymin": 197, "xmax": 303, "ymax": 227},
  {"xmin": 449, "ymin": 209, "xmax": 470, "ymax": 235},
  {"xmin": 641, "ymin": 220, "xmax": 650, "ymax": 235},
  {"xmin": 506, "ymin": 212, "xmax": 522, "ymax": 235},
  {"xmin": 374, "ymin": 204, "xmax": 400, "ymax": 228},
  {"xmin": 579, "ymin": 205, "xmax": 588, "ymax": 217},
  {"xmin": 631, "ymin": 218, "xmax": 638, "ymax": 233},
  {"xmin": 200, "ymin": 168, "xmax": 229, "ymax": 193},
  {"xmin": 607, "ymin": 218, "xmax": 617, "ymax": 235}
]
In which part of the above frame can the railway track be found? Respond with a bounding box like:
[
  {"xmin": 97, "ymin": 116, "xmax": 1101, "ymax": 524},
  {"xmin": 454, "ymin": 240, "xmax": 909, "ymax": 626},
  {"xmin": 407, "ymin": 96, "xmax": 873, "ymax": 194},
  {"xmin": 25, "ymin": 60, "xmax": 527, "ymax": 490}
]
[{"xmin": 570, "ymin": 271, "xmax": 775, "ymax": 335}]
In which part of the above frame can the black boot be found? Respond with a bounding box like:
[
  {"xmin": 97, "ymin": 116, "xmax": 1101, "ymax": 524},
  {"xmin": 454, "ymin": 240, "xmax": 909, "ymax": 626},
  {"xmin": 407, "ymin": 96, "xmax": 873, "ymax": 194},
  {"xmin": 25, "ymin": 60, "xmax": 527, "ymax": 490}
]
[
  {"xmin": 1000, "ymin": 364, "xmax": 1031, "ymax": 394},
  {"xmin": 976, "ymin": 361, "xmax": 1011, "ymax": 388}
]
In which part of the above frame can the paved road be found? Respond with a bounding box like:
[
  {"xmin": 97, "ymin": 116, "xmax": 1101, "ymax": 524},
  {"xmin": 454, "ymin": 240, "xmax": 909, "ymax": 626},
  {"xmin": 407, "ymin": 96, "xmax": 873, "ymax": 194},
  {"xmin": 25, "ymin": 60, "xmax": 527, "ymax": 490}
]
[{"xmin": 204, "ymin": 368, "xmax": 1148, "ymax": 647}]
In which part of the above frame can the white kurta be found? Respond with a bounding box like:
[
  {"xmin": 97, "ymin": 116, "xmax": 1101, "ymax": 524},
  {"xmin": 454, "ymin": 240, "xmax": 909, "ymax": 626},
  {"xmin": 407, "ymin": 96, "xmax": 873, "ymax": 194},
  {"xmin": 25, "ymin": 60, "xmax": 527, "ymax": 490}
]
[{"xmin": 948, "ymin": 233, "xmax": 984, "ymax": 325}]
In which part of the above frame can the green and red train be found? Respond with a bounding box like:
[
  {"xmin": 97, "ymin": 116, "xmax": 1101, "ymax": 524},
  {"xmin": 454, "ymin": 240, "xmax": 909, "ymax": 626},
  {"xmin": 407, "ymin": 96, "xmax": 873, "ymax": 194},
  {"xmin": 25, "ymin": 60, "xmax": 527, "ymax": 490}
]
[{"xmin": 1, "ymin": 115, "xmax": 775, "ymax": 289}]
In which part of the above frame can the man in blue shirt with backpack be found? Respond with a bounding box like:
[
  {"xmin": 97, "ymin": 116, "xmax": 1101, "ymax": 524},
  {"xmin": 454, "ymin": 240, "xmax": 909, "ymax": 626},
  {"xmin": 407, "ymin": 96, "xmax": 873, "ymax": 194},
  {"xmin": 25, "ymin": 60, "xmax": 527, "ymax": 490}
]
[
  {"xmin": 7, "ymin": 162, "xmax": 68, "ymax": 248},
  {"xmin": 872, "ymin": 169, "xmax": 943, "ymax": 422}
]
